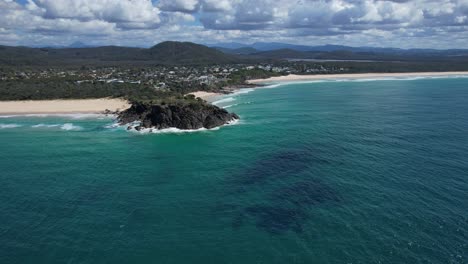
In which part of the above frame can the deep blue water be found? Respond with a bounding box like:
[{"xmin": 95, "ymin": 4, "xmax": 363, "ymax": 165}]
[{"xmin": 0, "ymin": 77, "xmax": 467, "ymax": 263}]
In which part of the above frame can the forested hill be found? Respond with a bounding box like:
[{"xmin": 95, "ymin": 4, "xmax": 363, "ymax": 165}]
[
  {"xmin": 146, "ymin": 42, "xmax": 238, "ymax": 65},
  {"xmin": 0, "ymin": 41, "xmax": 241, "ymax": 67}
]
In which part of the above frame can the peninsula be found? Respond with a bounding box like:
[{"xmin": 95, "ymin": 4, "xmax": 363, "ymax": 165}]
[{"xmin": 2, "ymin": 41, "xmax": 468, "ymax": 130}]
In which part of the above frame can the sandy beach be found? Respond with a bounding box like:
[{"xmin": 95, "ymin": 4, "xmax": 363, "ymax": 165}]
[
  {"xmin": 0, "ymin": 98, "xmax": 130, "ymax": 115},
  {"xmin": 188, "ymin": 91, "xmax": 222, "ymax": 102},
  {"xmin": 247, "ymin": 71, "xmax": 468, "ymax": 84}
]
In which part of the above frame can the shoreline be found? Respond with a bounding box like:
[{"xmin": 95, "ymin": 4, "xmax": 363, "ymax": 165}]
[
  {"xmin": 247, "ymin": 71, "xmax": 468, "ymax": 84},
  {"xmin": 4, "ymin": 71, "xmax": 468, "ymax": 116},
  {"xmin": 0, "ymin": 98, "xmax": 130, "ymax": 115},
  {"xmin": 188, "ymin": 91, "xmax": 223, "ymax": 102}
]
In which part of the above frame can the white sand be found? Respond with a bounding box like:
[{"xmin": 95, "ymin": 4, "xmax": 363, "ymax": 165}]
[
  {"xmin": 0, "ymin": 98, "xmax": 130, "ymax": 114},
  {"xmin": 247, "ymin": 71, "xmax": 468, "ymax": 84},
  {"xmin": 188, "ymin": 91, "xmax": 222, "ymax": 102}
]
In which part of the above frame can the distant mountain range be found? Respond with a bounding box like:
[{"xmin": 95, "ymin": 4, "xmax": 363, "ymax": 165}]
[
  {"xmin": 209, "ymin": 42, "xmax": 468, "ymax": 62},
  {"xmin": 1, "ymin": 41, "xmax": 468, "ymax": 67},
  {"xmin": 209, "ymin": 41, "xmax": 468, "ymax": 54},
  {"xmin": 67, "ymin": 41, "xmax": 94, "ymax": 48}
]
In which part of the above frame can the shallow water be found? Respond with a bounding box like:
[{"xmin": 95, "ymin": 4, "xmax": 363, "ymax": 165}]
[{"xmin": 1, "ymin": 77, "xmax": 467, "ymax": 263}]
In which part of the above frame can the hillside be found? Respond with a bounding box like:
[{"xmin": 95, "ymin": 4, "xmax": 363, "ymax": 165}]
[
  {"xmin": 245, "ymin": 48, "xmax": 468, "ymax": 62},
  {"xmin": 0, "ymin": 42, "xmax": 241, "ymax": 67},
  {"xmin": 146, "ymin": 41, "xmax": 238, "ymax": 65}
]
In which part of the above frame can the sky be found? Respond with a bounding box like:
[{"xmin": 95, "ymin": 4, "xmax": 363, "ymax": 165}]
[{"xmin": 0, "ymin": 0, "xmax": 467, "ymax": 49}]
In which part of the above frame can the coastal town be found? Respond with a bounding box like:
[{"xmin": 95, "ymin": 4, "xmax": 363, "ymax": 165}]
[{"xmin": 0, "ymin": 62, "xmax": 348, "ymax": 95}]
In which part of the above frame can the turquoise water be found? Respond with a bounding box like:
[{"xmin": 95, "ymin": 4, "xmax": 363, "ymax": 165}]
[{"xmin": 1, "ymin": 77, "xmax": 467, "ymax": 263}]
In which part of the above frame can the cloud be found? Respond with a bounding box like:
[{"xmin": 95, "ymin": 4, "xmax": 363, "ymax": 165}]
[
  {"xmin": 158, "ymin": 0, "xmax": 199, "ymax": 13},
  {"xmin": 31, "ymin": 0, "xmax": 162, "ymax": 29},
  {"xmin": 0, "ymin": 0, "xmax": 467, "ymax": 48},
  {"xmin": 200, "ymin": 0, "xmax": 232, "ymax": 12}
]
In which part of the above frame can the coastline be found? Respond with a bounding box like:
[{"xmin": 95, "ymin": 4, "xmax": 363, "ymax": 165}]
[
  {"xmin": 4, "ymin": 71, "xmax": 468, "ymax": 116},
  {"xmin": 0, "ymin": 98, "xmax": 130, "ymax": 115},
  {"xmin": 188, "ymin": 91, "xmax": 223, "ymax": 102},
  {"xmin": 247, "ymin": 71, "xmax": 468, "ymax": 84}
]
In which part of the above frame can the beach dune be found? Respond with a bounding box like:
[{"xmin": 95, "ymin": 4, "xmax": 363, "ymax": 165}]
[{"xmin": 0, "ymin": 98, "xmax": 130, "ymax": 115}]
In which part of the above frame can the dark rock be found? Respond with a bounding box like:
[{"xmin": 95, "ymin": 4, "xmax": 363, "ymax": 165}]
[{"xmin": 118, "ymin": 101, "xmax": 239, "ymax": 130}]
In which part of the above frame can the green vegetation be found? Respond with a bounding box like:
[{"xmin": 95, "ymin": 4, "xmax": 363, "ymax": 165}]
[
  {"xmin": 146, "ymin": 42, "xmax": 238, "ymax": 65},
  {"xmin": 228, "ymin": 69, "xmax": 283, "ymax": 84},
  {"xmin": 2, "ymin": 41, "xmax": 468, "ymax": 105},
  {"xmin": 0, "ymin": 42, "xmax": 244, "ymax": 67},
  {"xmin": 0, "ymin": 78, "xmax": 168, "ymax": 101}
]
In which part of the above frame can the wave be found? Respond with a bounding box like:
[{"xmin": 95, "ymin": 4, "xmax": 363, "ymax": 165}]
[
  {"xmin": 104, "ymin": 123, "xmax": 121, "ymax": 129},
  {"xmin": 0, "ymin": 123, "xmax": 22, "ymax": 129},
  {"xmin": 223, "ymin": 101, "xmax": 253, "ymax": 109},
  {"xmin": 263, "ymin": 74, "xmax": 468, "ymax": 86},
  {"xmin": 223, "ymin": 104, "xmax": 237, "ymax": 109},
  {"xmin": 231, "ymin": 88, "xmax": 255, "ymax": 95},
  {"xmin": 30, "ymin": 123, "xmax": 82, "ymax": 130},
  {"xmin": 125, "ymin": 118, "xmax": 240, "ymax": 134},
  {"xmin": 212, "ymin": 97, "xmax": 235, "ymax": 105},
  {"xmin": 31, "ymin": 124, "xmax": 61, "ymax": 128},
  {"xmin": 0, "ymin": 113, "xmax": 111, "ymax": 119},
  {"xmin": 212, "ymin": 88, "xmax": 257, "ymax": 106},
  {"xmin": 261, "ymin": 83, "xmax": 282, "ymax": 89},
  {"xmin": 60, "ymin": 123, "xmax": 82, "ymax": 131}
]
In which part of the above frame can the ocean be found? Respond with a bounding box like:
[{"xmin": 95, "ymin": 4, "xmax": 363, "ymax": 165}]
[{"xmin": 1, "ymin": 77, "xmax": 467, "ymax": 263}]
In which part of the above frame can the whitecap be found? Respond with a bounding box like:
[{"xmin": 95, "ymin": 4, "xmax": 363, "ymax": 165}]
[
  {"xmin": 31, "ymin": 124, "xmax": 60, "ymax": 128},
  {"xmin": 0, "ymin": 113, "xmax": 111, "ymax": 119},
  {"xmin": 231, "ymin": 88, "xmax": 254, "ymax": 95},
  {"xmin": 67, "ymin": 113, "xmax": 112, "ymax": 119},
  {"xmin": 261, "ymin": 83, "xmax": 282, "ymax": 89},
  {"xmin": 60, "ymin": 123, "xmax": 82, "ymax": 131},
  {"xmin": 260, "ymin": 74, "xmax": 468, "ymax": 86},
  {"xmin": 104, "ymin": 123, "xmax": 121, "ymax": 129},
  {"xmin": 127, "ymin": 118, "xmax": 240, "ymax": 134},
  {"xmin": 0, "ymin": 123, "xmax": 22, "ymax": 129},
  {"xmin": 223, "ymin": 104, "xmax": 237, "ymax": 109},
  {"xmin": 212, "ymin": 97, "xmax": 235, "ymax": 105}
]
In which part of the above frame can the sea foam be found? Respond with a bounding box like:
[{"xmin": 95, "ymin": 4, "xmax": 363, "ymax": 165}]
[
  {"xmin": 125, "ymin": 118, "xmax": 239, "ymax": 134},
  {"xmin": 231, "ymin": 88, "xmax": 255, "ymax": 95},
  {"xmin": 60, "ymin": 123, "xmax": 82, "ymax": 131},
  {"xmin": 31, "ymin": 124, "xmax": 61, "ymax": 128},
  {"xmin": 212, "ymin": 87, "xmax": 256, "ymax": 106},
  {"xmin": 0, "ymin": 123, "xmax": 22, "ymax": 129},
  {"xmin": 261, "ymin": 74, "xmax": 468, "ymax": 86},
  {"xmin": 212, "ymin": 97, "xmax": 235, "ymax": 105},
  {"xmin": 0, "ymin": 113, "xmax": 111, "ymax": 119}
]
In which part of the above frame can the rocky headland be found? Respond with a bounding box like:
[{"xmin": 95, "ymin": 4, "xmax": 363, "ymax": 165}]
[{"xmin": 118, "ymin": 100, "xmax": 239, "ymax": 131}]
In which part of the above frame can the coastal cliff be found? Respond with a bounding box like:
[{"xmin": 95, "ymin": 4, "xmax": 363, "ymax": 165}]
[{"xmin": 118, "ymin": 101, "xmax": 239, "ymax": 130}]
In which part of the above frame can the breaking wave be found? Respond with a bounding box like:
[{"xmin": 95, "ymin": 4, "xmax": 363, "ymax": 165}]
[
  {"xmin": 0, "ymin": 113, "xmax": 111, "ymax": 119},
  {"xmin": 60, "ymin": 123, "xmax": 82, "ymax": 131},
  {"xmin": 231, "ymin": 88, "xmax": 255, "ymax": 95},
  {"xmin": 125, "ymin": 119, "xmax": 240, "ymax": 134},
  {"xmin": 212, "ymin": 97, "xmax": 235, "ymax": 105},
  {"xmin": 0, "ymin": 123, "xmax": 22, "ymax": 129},
  {"xmin": 260, "ymin": 74, "xmax": 468, "ymax": 86},
  {"xmin": 31, "ymin": 124, "xmax": 61, "ymax": 128}
]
